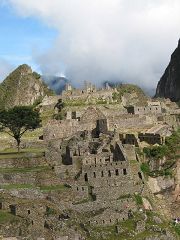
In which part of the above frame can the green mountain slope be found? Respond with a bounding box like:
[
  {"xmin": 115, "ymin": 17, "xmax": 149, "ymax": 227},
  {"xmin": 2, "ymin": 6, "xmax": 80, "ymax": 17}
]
[{"xmin": 0, "ymin": 64, "xmax": 54, "ymax": 109}]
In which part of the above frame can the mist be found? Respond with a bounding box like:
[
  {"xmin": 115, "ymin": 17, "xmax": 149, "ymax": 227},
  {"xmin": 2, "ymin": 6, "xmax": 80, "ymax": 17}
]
[{"xmin": 6, "ymin": 0, "xmax": 180, "ymax": 90}]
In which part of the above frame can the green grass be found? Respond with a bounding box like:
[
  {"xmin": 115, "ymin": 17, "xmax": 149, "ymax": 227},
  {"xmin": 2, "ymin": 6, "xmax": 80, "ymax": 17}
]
[
  {"xmin": 87, "ymin": 219, "xmax": 136, "ymax": 240},
  {"xmin": 0, "ymin": 147, "xmax": 45, "ymax": 153},
  {"xmin": 39, "ymin": 184, "xmax": 71, "ymax": 192},
  {"xmin": 0, "ymin": 153, "xmax": 44, "ymax": 159},
  {"xmin": 0, "ymin": 148, "xmax": 45, "ymax": 159},
  {"xmin": 23, "ymin": 128, "xmax": 43, "ymax": 138},
  {"xmin": 64, "ymin": 99, "xmax": 86, "ymax": 107},
  {"xmin": 112, "ymin": 84, "xmax": 147, "ymax": 104},
  {"xmin": 0, "ymin": 184, "xmax": 34, "ymax": 190},
  {"xmin": 40, "ymin": 109, "xmax": 54, "ymax": 125},
  {"xmin": 86, "ymin": 211, "xmax": 177, "ymax": 240},
  {"xmin": 173, "ymin": 224, "xmax": 180, "ymax": 236},
  {"xmin": 140, "ymin": 163, "xmax": 150, "ymax": 174},
  {"xmin": 0, "ymin": 210, "xmax": 18, "ymax": 223},
  {"xmin": 0, "ymin": 166, "xmax": 51, "ymax": 173},
  {"xmin": 120, "ymin": 218, "xmax": 136, "ymax": 231},
  {"xmin": 0, "ymin": 184, "xmax": 71, "ymax": 191},
  {"xmin": 134, "ymin": 194, "xmax": 143, "ymax": 206},
  {"xmin": 46, "ymin": 207, "xmax": 57, "ymax": 216}
]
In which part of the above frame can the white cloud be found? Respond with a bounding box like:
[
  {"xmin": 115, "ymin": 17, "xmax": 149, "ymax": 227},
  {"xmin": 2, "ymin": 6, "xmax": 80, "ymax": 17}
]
[{"xmin": 7, "ymin": 0, "xmax": 180, "ymax": 89}]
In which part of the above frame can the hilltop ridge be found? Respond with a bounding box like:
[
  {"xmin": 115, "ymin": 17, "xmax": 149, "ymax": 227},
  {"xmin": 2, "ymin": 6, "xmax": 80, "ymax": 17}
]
[{"xmin": 0, "ymin": 64, "xmax": 54, "ymax": 109}]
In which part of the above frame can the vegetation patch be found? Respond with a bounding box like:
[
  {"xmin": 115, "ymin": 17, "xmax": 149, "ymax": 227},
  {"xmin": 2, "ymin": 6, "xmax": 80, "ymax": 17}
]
[
  {"xmin": 173, "ymin": 224, "xmax": 180, "ymax": 236},
  {"xmin": 0, "ymin": 166, "xmax": 51, "ymax": 173},
  {"xmin": 134, "ymin": 194, "xmax": 143, "ymax": 206},
  {"xmin": 0, "ymin": 210, "xmax": 19, "ymax": 223},
  {"xmin": 0, "ymin": 184, "xmax": 34, "ymax": 190},
  {"xmin": 0, "ymin": 148, "xmax": 45, "ymax": 159},
  {"xmin": 142, "ymin": 128, "xmax": 180, "ymax": 177},
  {"xmin": 112, "ymin": 84, "xmax": 147, "ymax": 104},
  {"xmin": 140, "ymin": 163, "xmax": 150, "ymax": 175},
  {"xmin": 46, "ymin": 207, "xmax": 57, "ymax": 216},
  {"xmin": 86, "ymin": 211, "xmax": 176, "ymax": 240},
  {"xmin": 64, "ymin": 99, "xmax": 86, "ymax": 107},
  {"xmin": 144, "ymin": 128, "xmax": 180, "ymax": 160},
  {"xmin": 39, "ymin": 184, "xmax": 71, "ymax": 192}
]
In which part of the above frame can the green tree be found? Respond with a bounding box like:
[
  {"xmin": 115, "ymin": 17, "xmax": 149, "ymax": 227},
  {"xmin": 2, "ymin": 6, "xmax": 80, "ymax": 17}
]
[{"xmin": 0, "ymin": 106, "xmax": 41, "ymax": 152}]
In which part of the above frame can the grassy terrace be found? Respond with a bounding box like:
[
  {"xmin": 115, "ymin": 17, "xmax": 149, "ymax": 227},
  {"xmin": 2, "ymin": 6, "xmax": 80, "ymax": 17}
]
[
  {"xmin": 39, "ymin": 184, "xmax": 71, "ymax": 192},
  {"xmin": 0, "ymin": 148, "xmax": 45, "ymax": 159},
  {"xmin": 87, "ymin": 211, "xmax": 178, "ymax": 240},
  {"xmin": 0, "ymin": 166, "xmax": 51, "ymax": 173},
  {"xmin": 0, "ymin": 127, "xmax": 43, "ymax": 139},
  {"xmin": 0, "ymin": 184, "xmax": 71, "ymax": 193},
  {"xmin": 0, "ymin": 184, "xmax": 34, "ymax": 190},
  {"xmin": 0, "ymin": 184, "xmax": 70, "ymax": 192}
]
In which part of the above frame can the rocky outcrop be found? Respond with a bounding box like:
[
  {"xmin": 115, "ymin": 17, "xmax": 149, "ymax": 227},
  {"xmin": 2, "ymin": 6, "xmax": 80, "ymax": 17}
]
[
  {"xmin": 147, "ymin": 176, "xmax": 174, "ymax": 194},
  {"xmin": 155, "ymin": 39, "xmax": 180, "ymax": 102},
  {"xmin": 0, "ymin": 64, "xmax": 54, "ymax": 109}
]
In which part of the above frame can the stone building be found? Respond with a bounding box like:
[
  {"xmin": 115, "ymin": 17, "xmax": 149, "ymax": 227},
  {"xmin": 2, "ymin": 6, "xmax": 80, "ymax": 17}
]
[
  {"xmin": 46, "ymin": 122, "xmax": 144, "ymax": 205},
  {"xmin": 126, "ymin": 101, "xmax": 162, "ymax": 115},
  {"xmin": 138, "ymin": 124, "xmax": 172, "ymax": 145},
  {"xmin": 44, "ymin": 107, "xmax": 108, "ymax": 140}
]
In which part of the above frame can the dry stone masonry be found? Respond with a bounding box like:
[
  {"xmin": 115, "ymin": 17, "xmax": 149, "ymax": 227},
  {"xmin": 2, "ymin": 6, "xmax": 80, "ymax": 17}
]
[{"xmin": 0, "ymin": 81, "xmax": 179, "ymax": 240}]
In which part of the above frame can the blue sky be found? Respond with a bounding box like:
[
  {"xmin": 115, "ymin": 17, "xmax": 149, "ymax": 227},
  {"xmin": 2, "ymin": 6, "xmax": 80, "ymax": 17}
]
[{"xmin": 0, "ymin": 3, "xmax": 57, "ymax": 73}]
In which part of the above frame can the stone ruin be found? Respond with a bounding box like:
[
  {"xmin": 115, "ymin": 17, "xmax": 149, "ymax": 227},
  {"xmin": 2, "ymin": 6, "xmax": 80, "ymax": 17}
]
[
  {"xmin": 0, "ymin": 83, "xmax": 179, "ymax": 239},
  {"xmin": 44, "ymin": 116, "xmax": 144, "ymax": 228}
]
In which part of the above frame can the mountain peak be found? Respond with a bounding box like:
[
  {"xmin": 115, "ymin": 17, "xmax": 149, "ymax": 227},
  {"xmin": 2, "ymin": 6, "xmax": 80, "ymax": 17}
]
[
  {"xmin": 0, "ymin": 64, "xmax": 54, "ymax": 109},
  {"xmin": 155, "ymin": 39, "xmax": 180, "ymax": 102},
  {"xmin": 15, "ymin": 64, "xmax": 32, "ymax": 74}
]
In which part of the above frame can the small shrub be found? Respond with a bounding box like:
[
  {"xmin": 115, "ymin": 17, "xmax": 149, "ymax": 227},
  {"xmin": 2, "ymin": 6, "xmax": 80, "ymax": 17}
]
[
  {"xmin": 140, "ymin": 163, "xmax": 150, "ymax": 174},
  {"xmin": 143, "ymin": 145, "xmax": 169, "ymax": 160},
  {"xmin": 173, "ymin": 224, "xmax": 180, "ymax": 236},
  {"xmin": 134, "ymin": 194, "xmax": 143, "ymax": 206},
  {"xmin": 46, "ymin": 207, "xmax": 56, "ymax": 216},
  {"xmin": 164, "ymin": 169, "xmax": 173, "ymax": 177},
  {"xmin": 54, "ymin": 111, "xmax": 66, "ymax": 120},
  {"xmin": 32, "ymin": 72, "xmax": 41, "ymax": 79}
]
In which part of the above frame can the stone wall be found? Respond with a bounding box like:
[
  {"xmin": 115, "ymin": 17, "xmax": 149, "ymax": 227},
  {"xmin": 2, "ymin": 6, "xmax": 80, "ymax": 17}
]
[
  {"xmin": 72, "ymin": 185, "xmax": 89, "ymax": 200},
  {"xmin": 123, "ymin": 145, "xmax": 137, "ymax": 161},
  {"xmin": 0, "ymin": 169, "xmax": 62, "ymax": 186},
  {"xmin": 82, "ymin": 152, "xmax": 113, "ymax": 166},
  {"xmin": 89, "ymin": 209, "xmax": 129, "ymax": 226},
  {"xmin": 0, "ymin": 172, "xmax": 37, "ymax": 185},
  {"xmin": 108, "ymin": 114, "xmax": 154, "ymax": 130},
  {"xmin": 43, "ymin": 120, "xmax": 81, "ymax": 140},
  {"xmin": 157, "ymin": 114, "xmax": 180, "ymax": 129},
  {"xmin": 93, "ymin": 183, "xmax": 140, "ymax": 201},
  {"xmin": 41, "ymin": 95, "xmax": 60, "ymax": 107},
  {"xmin": 44, "ymin": 107, "xmax": 106, "ymax": 140},
  {"xmin": 71, "ymin": 198, "xmax": 137, "ymax": 213},
  {"xmin": 138, "ymin": 133, "xmax": 163, "ymax": 145},
  {"xmin": 62, "ymin": 87, "xmax": 116, "ymax": 103},
  {"xmin": 13, "ymin": 202, "xmax": 46, "ymax": 229},
  {"xmin": 127, "ymin": 105, "xmax": 162, "ymax": 115},
  {"xmin": 0, "ymin": 156, "xmax": 47, "ymax": 169},
  {"xmin": 82, "ymin": 161, "xmax": 129, "ymax": 183},
  {"xmin": 120, "ymin": 134, "xmax": 139, "ymax": 146}
]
